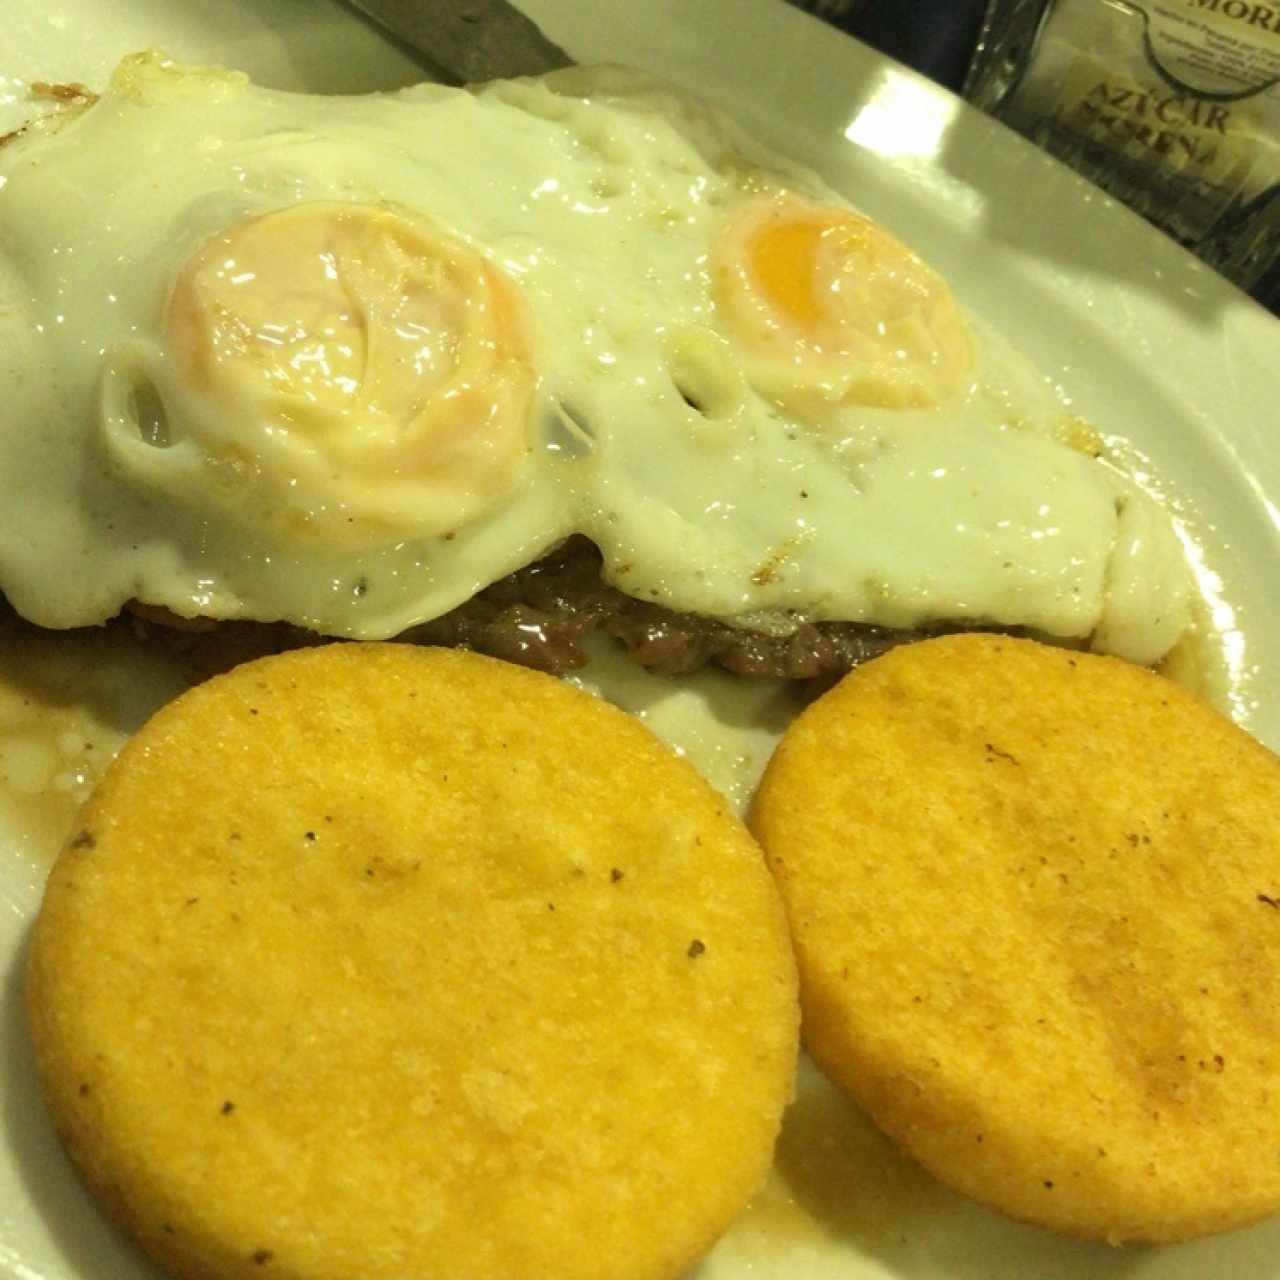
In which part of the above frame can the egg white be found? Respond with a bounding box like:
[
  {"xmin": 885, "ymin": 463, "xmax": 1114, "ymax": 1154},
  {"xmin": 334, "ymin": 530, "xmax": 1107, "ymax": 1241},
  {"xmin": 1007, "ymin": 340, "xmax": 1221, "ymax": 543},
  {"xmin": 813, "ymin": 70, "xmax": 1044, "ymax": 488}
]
[{"xmin": 0, "ymin": 54, "xmax": 1192, "ymax": 663}]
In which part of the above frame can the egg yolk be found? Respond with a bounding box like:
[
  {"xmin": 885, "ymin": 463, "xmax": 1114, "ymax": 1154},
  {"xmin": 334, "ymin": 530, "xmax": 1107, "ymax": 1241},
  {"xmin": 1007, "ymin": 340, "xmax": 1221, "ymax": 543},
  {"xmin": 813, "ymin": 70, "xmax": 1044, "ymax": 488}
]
[
  {"xmin": 165, "ymin": 202, "xmax": 536, "ymax": 544},
  {"xmin": 713, "ymin": 195, "xmax": 974, "ymax": 416}
]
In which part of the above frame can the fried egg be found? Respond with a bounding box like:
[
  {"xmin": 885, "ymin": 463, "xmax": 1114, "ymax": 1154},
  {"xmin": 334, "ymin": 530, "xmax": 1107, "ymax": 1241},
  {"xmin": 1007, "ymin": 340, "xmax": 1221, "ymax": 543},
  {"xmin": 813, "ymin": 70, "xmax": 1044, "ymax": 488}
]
[{"xmin": 0, "ymin": 55, "xmax": 1191, "ymax": 664}]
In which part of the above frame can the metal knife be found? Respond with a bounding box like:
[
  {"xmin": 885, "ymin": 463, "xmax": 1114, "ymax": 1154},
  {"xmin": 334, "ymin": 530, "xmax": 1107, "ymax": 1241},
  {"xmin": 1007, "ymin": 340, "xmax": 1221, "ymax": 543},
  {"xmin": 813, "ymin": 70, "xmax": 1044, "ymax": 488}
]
[{"xmin": 344, "ymin": 0, "xmax": 573, "ymax": 83}]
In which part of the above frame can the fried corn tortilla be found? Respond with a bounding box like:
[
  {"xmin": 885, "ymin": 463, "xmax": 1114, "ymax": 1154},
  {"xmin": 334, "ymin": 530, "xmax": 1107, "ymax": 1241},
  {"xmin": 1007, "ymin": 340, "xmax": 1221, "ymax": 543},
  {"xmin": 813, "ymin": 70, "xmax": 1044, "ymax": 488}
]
[
  {"xmin": 751, "ymin": 632, "xmax": 1280, "ymax": 1244},
  {"xmin": 28, "ymin": 642, "xmax": 799, "ymax": 1280}
]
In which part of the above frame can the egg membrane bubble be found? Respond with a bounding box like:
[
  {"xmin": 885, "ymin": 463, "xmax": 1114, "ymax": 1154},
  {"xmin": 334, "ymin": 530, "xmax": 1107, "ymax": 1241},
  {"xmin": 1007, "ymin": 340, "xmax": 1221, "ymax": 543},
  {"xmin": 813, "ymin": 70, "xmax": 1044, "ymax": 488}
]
[{"xmin": 1092, "ymin": 479, "xmax": 1194, "ymax": 666}]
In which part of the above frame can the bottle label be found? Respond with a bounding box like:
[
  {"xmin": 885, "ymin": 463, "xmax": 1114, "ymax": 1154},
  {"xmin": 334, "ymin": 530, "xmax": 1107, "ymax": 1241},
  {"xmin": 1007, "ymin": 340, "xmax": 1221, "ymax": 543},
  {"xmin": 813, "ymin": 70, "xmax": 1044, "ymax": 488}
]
[{"xmin": 1144, "ymin": 1, "xmax": 1280, "ymax": 95}]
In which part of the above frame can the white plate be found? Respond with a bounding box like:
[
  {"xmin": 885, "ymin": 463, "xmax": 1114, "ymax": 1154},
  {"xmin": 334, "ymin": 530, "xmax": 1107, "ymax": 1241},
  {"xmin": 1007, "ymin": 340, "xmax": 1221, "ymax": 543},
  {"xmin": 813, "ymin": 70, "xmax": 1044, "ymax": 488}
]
[{"xmin": 3, "ymin": 2, "xmax": 1280, "ymax": 1278}]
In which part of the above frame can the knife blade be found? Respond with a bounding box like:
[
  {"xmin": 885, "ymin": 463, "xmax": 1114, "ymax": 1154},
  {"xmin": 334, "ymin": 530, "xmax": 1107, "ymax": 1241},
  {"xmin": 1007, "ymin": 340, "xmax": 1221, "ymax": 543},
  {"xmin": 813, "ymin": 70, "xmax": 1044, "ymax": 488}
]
[{"xmin": 344, "ymin": 0, "xmax": 573, "ymax": 83}]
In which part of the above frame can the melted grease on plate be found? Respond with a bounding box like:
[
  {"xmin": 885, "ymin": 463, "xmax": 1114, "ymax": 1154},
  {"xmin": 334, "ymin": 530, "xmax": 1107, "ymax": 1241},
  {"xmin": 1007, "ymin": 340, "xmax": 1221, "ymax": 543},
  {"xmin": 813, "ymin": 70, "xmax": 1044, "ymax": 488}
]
[
  {"xmin": 734, "ymin": 1058, "xmax": 948, "ymax": 1258},
  {"xmin": 702, "ymin": 1059, "xmax": 1148, "ymax": 1279},
  {"xmin": 0, "ymin": 617, "xmax": 186, "ymax": 862}
]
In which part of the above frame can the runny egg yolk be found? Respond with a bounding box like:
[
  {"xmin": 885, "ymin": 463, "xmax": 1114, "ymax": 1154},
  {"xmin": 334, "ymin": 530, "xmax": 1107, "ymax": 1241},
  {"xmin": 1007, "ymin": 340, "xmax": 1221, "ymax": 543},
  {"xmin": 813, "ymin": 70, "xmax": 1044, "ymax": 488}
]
[
  {"xmin": 162, "ymin": 201, "xmax": 537, "ymax": 545},
  {"xmin": 713, "ymin": 195, "xmax": 975, "ymax": 417}
]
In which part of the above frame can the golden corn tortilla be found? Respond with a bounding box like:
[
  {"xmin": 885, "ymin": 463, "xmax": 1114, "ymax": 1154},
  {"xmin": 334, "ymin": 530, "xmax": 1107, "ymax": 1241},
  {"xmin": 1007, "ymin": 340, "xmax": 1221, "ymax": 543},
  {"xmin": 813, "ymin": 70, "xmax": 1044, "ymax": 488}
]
[
  {"xmin": 750, "ymin": 632, "xmax": 1280, "ymax": 1244},
  {"xmin": 27, "ymin": 642, "xmax": 799, "ymax": 1280}
]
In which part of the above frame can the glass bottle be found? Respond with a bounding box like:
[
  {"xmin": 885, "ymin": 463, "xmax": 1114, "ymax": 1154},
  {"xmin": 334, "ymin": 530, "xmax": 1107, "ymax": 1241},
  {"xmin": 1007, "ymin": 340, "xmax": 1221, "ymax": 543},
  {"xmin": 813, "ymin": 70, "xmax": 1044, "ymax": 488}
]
[{"xmin": 964, "ymin": 0, "xmax": 1280, "ymax": 294}]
